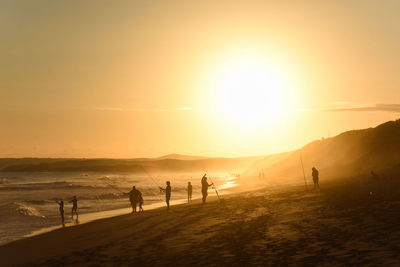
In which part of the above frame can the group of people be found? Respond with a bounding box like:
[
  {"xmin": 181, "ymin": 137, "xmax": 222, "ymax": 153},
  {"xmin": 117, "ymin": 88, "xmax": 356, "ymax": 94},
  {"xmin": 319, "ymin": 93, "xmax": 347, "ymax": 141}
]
[
  {"xmin": 128, "ymin": 173, "xmax": 215, "ymax": 212},
  {"xmin": 56, "ymin": 169, "xmax": 320, "ymax": 226},
  {"xmin": 56, "ymin": 195, "xmax": 78, "ymax": 227},
  {"xmin": 127, "ymin": 168, "xmax": 319, "ymax": 214}
]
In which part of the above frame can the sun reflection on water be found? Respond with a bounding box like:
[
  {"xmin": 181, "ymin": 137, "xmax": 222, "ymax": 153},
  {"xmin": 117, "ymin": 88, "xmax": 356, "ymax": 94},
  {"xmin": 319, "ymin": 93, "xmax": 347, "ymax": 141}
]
[{"xmin": 218, "ymin": 176, "xmax": 238, "ymax": 190}]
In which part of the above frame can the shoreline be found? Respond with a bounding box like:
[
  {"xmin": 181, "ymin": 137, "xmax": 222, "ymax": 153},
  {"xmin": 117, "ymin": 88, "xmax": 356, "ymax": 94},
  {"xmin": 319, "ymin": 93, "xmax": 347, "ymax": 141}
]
[
  {"xmin": 19, "ymin": 177, "xmax": 247, "ymax": 244},
  {"xmin": 3, "ymin": 176, "xmax": 400, "ymax": 266},
  {"xmin": 24, "ymin": 198, "xmax": 190, "ymax": 239},
  {"xmin": 1, "ymin": 176, "xmax": 241, "ymax": 246}
]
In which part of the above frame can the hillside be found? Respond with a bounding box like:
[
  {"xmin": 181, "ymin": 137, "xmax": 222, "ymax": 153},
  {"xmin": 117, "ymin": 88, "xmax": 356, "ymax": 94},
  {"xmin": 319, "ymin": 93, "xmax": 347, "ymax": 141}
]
[
  {"xmin": 3, "ymin": 119, "xmax": 400, "ymax": 177},
  {"xmin": 245, "ymin": 119, "xmax": 400, "ymax": 181}
]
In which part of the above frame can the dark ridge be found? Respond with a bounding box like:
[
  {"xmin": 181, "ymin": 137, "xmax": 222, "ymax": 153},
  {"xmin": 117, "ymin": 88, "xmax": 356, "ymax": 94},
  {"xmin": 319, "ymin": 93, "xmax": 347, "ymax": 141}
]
[{"xmin": 0, "ymin": 156, "xmax": 264, "ymax": 173}]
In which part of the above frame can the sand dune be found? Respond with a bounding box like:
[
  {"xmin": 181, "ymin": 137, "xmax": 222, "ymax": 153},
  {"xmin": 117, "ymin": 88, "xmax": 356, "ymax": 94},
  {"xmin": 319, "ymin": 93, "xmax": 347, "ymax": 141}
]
[
  {"xmin": 2, "ymin": 175, "xmax": 400, "ymax": 266},
  {"xmin": 245, "ymin": 119, "xmax": 400, "ymax": 180}
]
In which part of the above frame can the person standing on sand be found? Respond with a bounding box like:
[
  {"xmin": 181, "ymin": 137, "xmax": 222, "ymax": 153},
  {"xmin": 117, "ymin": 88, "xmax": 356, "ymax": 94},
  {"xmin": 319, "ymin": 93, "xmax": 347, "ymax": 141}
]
[
  {"xmin": 138, "ymin": 191, "xmax": 144, "ymax": 212},
  {"xmin": 56, "ymin": 200, "xmax": 65, "ymax": 227},
  {"xmin": 128, "ymin": 186, "xmax": 140, "ymax": 213},
  {"xmin": 201, "ymin": 174, "xmax": 213, "ymax": 204},
  {"xmin": 159, "ymin": 181, "xmax": 171, "ymax": 210},
  {"xmin": 69, "ymin": 196, "xmax": 78, "ymax": 219},
  {"xmin": 187, "ymin": 181, "xmax": 192, "ymax": 202},
  {"xmin": 312, "ymin": 167, "xmax": 319, "ymax": 190}
]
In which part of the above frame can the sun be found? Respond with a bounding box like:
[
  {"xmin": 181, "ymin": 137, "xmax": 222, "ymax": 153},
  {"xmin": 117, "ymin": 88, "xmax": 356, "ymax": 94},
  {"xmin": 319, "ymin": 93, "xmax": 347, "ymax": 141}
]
[{"xmin": 211, "ymin": 54, "xmax": 296, "ymax": 130}]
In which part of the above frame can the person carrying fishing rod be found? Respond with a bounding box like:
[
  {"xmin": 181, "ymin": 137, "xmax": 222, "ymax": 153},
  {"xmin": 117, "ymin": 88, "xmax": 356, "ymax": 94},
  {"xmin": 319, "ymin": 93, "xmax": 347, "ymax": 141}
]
[
  {"xmin": 159, "ymin": 181, "xmax": 171, "ymax": 210},
  {"xmin": 201, "ymin": 174, "xmax": 214, "ymax": 204}
]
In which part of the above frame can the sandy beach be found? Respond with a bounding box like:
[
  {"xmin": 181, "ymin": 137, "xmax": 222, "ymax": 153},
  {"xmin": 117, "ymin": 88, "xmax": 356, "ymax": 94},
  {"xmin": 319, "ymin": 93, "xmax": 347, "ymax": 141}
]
[
  {"xmin": 3, "ymin": 0, "xmax": 400, "ymax": 265},
  {"xmin": 2, "ymin": 175, "xmax": 400, "ymax": 266}
]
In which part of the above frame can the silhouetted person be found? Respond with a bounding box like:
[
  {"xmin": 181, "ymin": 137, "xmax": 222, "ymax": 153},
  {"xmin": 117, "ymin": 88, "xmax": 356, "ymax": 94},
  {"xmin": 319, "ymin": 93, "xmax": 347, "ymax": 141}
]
[
  {"xmin": 138, "ymin": 191, "xmax": 144, "ymax": 212},
  {"xmin": 187, "ymin": 181, "xmax": 192, "ymax": 202},
  {"xmin": 159, "ymin": 181, "xmax": 171, "ymax": 210},
  {"xmin": 312, "ymin": 167, "xmax": 319, "ymax": 190},
  {"xmin": 128, "ymin": 186, "xmax": 140, "ymax": 213},
  {"xmin": 69, "ymin": 196, "xmax": 78, "ymax": 219},
  {"xmin": 201, "ymin": 174, "xmax": 213, "ymax": 204},
  {"xmin": 56, "ymin": 200, "xmax": 65, "ymax": 227}
]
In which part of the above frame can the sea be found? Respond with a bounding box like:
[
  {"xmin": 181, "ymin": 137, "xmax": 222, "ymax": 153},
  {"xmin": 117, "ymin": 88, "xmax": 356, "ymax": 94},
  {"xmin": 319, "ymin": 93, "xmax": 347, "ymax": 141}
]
[{"xmin": 0, "ymin": 171, "xmax": 238, "ymax": 245}]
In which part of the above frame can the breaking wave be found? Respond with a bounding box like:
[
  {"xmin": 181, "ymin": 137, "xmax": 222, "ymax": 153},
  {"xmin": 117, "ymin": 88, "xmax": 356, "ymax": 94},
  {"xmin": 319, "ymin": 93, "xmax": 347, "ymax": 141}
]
[{"xmin": 0, "ymin": 202, "xmax": 45, "ymax": 218}]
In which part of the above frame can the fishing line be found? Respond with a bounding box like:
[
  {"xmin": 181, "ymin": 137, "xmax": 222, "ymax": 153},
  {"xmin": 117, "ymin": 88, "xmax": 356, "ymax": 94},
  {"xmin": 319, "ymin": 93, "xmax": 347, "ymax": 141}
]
[
  {"xmin": 138, "ymin": 165, "xmax": 162, "ymax": 187},
  {"xmin": 138, "ymin": 165, "xmax": 164, "ymax": 201},
  {"xmin": 102, "ymin": 178, "xmax": 126, "ymax": 195},
  {"xmin": 89, "ymin": 184, "xmax": 104, "ymax": 212}
]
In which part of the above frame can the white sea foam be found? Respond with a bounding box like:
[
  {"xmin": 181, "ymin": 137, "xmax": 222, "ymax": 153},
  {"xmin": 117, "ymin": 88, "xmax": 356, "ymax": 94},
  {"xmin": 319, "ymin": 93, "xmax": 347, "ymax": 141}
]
[{"xmin": 0, "ymin": 202, "xmax": 44, "ymax": 218}]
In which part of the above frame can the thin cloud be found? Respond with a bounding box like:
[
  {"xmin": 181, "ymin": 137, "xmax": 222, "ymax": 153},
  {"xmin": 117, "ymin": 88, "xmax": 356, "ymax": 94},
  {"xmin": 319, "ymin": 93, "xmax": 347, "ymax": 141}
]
[{"xmin": 326, "ymin": 103, "xmax": 400, "ymax": 113}]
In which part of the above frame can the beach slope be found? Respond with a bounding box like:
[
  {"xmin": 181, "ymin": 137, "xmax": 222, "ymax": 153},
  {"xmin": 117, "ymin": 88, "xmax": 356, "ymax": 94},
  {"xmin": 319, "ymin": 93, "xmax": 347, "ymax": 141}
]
[{"xmin": 2, "ymin": 176, "xmax": 400, "ymax": 266}]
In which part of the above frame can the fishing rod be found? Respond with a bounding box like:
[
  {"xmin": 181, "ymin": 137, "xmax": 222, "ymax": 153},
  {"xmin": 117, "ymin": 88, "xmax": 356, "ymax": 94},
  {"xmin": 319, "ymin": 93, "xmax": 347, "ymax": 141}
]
[
  {"xmin": 300, "ymin": 152, "xmax": 308, "ymax": 190},
  {"xmin": 85, "ymin": 177, "xmax": 130, "ymax": 213},
  {"xmin": 102, "ymin": 175, "xmax": 163, "ymax": 207},
  {"xmin": 208, "ymin": 176, "xmax": 221, "ymax": 201},
  {"xmin": 89, "ymin": 185, "xmax": 105, "ymax": 212}
]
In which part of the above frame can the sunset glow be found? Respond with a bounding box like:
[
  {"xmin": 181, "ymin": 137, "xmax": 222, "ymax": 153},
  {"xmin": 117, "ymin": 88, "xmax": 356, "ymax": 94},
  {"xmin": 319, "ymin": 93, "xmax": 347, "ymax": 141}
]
[
  {"xmin": 212, "ymin": 53, "xmax": 297, "ymax": 129},
  {"xmin": 1, "ymin": 1, "xmax": 399, "ymax": 158}
]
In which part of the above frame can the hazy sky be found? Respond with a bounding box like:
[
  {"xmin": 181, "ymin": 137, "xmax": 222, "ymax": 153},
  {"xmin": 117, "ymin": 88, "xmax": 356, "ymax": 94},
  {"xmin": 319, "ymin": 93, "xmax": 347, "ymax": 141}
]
[{"xmin": 1, "ymin": 0, "xmax": 399, "ymax": 158}]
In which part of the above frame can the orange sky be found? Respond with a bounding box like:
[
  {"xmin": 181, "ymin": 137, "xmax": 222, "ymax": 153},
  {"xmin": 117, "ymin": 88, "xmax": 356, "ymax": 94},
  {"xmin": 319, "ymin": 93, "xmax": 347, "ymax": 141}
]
[{"xmin": 1, "ymin": 0, "xmax": 399, "ymax": 158}]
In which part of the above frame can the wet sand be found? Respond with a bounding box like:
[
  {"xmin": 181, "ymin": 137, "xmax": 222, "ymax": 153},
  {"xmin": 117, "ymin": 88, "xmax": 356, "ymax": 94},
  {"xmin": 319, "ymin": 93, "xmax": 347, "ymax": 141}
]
[
  {"xmin": 24, "ymin": 198, "xmax": 188, "ymax": 239},
  {"xmin": 2, "ymin": 175, "xmax": 400, "ymax": 266}
]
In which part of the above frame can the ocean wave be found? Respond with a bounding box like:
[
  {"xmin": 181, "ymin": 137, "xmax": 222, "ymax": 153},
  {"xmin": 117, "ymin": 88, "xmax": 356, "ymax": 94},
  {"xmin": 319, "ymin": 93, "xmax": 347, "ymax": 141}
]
[
  {"xmin": 80, "ymin": 192, "xmax": 125, "ymax": 200},
  {"xmin": 15, "ymin": 190, "xmax": 165, "ymax": 205},
  {"xmin": 0, "ymin": 181, "xmax": 110, "ymax": 191},
  {"xmin": 0, "ymin": 202, "xmax": 45, "ymax": 218},
  {"xmin": 24, "ymin": 200, "xmax": 53, "ymax": 205}
]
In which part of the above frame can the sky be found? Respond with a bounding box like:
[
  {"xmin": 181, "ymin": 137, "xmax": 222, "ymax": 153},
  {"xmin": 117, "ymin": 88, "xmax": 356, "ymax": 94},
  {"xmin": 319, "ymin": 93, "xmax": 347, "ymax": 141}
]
[{"xmin": 1, "ymin": 0, "xmax": 399, "ymax": 158}]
